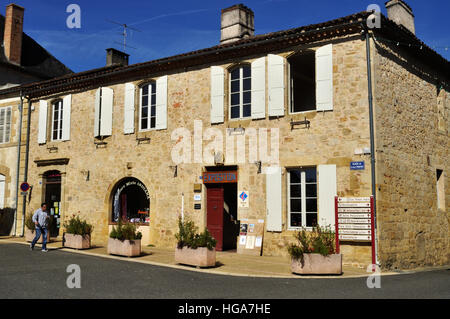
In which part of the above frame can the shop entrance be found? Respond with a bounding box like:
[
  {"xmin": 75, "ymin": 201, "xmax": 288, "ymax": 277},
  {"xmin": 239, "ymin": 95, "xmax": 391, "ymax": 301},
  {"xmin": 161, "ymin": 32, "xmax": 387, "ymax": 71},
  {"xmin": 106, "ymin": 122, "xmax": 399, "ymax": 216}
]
[
  {"xmin": 43, "ymin": 170, "xmax": 61, "ymax": 237},
  {"xmin": 204, "ymin": 169, "xmax": 239, "ymax": 251}
]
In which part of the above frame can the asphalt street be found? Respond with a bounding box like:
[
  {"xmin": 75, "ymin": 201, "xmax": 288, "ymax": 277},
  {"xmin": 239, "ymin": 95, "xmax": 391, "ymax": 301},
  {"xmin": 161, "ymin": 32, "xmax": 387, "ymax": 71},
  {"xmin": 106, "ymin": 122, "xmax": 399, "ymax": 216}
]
[{"xmin": 0, "ymin": 243, "xmax": 449, "ymax": 299}]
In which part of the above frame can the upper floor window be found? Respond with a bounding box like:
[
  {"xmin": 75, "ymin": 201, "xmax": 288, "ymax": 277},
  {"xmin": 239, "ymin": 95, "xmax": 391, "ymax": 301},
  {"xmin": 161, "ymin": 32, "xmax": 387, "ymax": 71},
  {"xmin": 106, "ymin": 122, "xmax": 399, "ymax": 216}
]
[
  {"xmin": 51, "ymin": 100, "xmax": 64, "ymax": 141},
  {"xmin": 287, "ymin": 167, "xmax": 318, "ymax": 229},
  {"xmin": 229, "ymin": 65, "xmax": 251, "ymax": 119},
  {"xmin": 288, "ymin": 51, "xmax": 316, "ymax": 113},
  {"xmin": 140, "ymin": 82, "xmax": 156, "ymax": 130},
  {"xmin": 0, "ymin": 107, "xmax": 11, "ymax": 144}
]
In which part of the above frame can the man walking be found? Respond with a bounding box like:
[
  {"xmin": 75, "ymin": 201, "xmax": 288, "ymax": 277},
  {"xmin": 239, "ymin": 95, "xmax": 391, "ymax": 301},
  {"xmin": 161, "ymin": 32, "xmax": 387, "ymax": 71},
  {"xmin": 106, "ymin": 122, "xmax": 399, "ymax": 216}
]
[{"xmin": 30, "ymin": 203, "xmax": 49, "ymax": 252}]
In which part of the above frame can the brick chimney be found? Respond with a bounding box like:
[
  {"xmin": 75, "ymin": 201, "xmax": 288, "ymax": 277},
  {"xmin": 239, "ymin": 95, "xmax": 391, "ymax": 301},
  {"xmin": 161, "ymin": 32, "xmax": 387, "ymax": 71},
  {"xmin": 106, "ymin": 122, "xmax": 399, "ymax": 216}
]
[
  {"xmin": 220, "ymin": 4, "xmax": 254, "ymax": 44},
  {"xmin": 385, "ymin": 0, "xmax": 415, "ymax": 34},
  {"xmin": 3, "ymin": 3, "xmax": 25, "ymax": 65},
  {"xmin": 106, "ymin": 48, "xmax": 129, "ymax": 66}
]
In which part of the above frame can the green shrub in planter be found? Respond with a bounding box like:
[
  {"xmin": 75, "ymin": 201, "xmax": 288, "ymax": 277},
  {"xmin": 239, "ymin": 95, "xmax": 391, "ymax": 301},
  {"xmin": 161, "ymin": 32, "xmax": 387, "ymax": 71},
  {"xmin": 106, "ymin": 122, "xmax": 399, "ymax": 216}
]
[
  {"xmin": 175, "ymin": 217, "xmax": 217, "ymax": 250},
  {"xmin": 110, "ymin": 220, "xmax": 142, "ymax": 241},
  {"xmin": 63, "ymin": 215, "xmax": 93, "ymax": 238},
  {"xmin": 287, "ymin": 225, "xmax": 336, "ymax": 262}
]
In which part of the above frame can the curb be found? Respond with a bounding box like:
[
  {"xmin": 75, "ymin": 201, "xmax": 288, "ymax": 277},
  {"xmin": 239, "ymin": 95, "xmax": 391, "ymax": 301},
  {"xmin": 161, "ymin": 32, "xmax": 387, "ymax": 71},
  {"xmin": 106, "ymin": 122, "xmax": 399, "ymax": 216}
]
[{"xmin": 1, "ymin": 239, "xmax": 404, "ymax": 279}]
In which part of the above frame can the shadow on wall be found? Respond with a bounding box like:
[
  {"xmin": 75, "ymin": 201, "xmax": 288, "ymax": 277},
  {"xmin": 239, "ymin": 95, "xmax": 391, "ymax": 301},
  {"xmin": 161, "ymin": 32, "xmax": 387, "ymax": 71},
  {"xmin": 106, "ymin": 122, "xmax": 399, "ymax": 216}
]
[{"xmin": 0, "ymin": 208, "xmax": 15, "ymax": 235}]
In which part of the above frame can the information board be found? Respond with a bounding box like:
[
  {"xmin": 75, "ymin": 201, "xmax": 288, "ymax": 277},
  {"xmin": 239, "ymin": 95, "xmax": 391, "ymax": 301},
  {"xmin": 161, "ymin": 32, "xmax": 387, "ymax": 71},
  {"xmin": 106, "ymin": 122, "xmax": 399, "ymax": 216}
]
[{"xmin": 237, "ymin": 219, "xmax": 265, "ymax": 256}]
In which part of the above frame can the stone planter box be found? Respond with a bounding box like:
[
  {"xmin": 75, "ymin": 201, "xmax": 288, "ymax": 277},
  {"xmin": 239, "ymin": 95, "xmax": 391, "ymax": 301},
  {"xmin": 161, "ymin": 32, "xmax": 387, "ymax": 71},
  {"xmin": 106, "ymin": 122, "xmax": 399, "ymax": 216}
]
[
  {"xmin": 175, "ymin": 246, "xmax": 216, "ymax": 268},
  {"xmin": 291, "ymin": 253, "xmax": 342, "ymax": 275},
  {"xmin": 64, "ymin": 233, "xmax": 91, "ymax": 249},
  {"xmin": 25, "ymin": 228, "xmax": 50, "ymax": 244},
  {"xmin": 107, "ymin": 238, "xmax": 141, "ymax": 257}
]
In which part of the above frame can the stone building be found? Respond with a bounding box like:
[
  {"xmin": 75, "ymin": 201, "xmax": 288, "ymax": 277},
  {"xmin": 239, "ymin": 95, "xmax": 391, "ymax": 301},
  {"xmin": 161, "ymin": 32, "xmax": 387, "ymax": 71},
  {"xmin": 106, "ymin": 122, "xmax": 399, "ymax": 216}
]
[
  {"xmin": 1, "ymin": 2, "xmax": 448, "ymax": 269},
  {"xmin": 0, "ymin": 3, "xmax": 71, "ymax": 235}
]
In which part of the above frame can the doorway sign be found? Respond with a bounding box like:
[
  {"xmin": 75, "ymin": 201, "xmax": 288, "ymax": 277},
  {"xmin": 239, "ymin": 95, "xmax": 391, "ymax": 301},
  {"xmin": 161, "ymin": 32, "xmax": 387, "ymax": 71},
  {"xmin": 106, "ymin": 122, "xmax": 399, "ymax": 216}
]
[
  {"xmin": 238, "ymin": 190, "xmax": 249, "ymax": 208},
  {"xmin": 201, "ymin": 171, "xmax": 238, "ymax": 184}
]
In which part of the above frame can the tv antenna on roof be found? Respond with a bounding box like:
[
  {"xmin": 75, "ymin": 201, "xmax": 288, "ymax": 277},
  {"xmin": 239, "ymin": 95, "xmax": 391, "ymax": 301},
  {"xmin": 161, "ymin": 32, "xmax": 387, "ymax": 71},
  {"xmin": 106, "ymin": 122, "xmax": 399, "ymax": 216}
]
[{"xmin": 106, "ymin": 19, "xmax": 142, "ymax": 52}]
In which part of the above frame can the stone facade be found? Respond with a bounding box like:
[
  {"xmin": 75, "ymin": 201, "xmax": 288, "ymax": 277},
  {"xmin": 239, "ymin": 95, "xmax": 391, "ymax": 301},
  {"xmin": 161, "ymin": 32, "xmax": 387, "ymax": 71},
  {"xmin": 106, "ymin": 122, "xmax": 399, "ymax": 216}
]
[
  {"xmin": 5, "ymin": 22, "xmax": 449, "ymax": 271},
  {"xmin": 0, "ymin": 96, "xmax": 20, "ymax": 210},
  {"xmin": 373, "ymin": 38, "xmax": 449, "ymax": 269},
  {"xmin": 22, "ymin": 35, "xmax": 377, "ymax": 267}
]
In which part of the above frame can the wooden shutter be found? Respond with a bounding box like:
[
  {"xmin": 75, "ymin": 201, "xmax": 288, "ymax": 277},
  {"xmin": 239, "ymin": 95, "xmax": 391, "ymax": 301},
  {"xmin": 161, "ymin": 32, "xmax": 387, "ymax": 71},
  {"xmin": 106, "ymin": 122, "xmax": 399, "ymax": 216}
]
[
  {"xmin": 100, "ymin": 87, "xmax": 113, "ymax": 136},
  {"xmin": 316, "ymin": 44, "xmax": 333, "ymax": 111},
  {"xmin": 38, "ymin": 100, "xmax": 48, "ymax": 144},
  {"xmin": 318, "ymin": 164, "xmax": 337, "ymax": 228},
  {"xmin": 155, "ymin": 76, "xmax": 168, "ymax": 130},
  {"xmin": 0, "ymin": 174, "xmax": 5, "ymax": 209},
  {"xmin": 266, "ymin": 166, "xmax": 283, "ymax": 232},
  {"xmin": 210, "ymin": 66, "xmax": 225, "ymax": 124},
  {"xmin": 124, "ymin": 83, "xmax": 135, "ymax": 134},
  {"xmin": 94, "ymin": 88, "xmax": 101, "ymax": 137},
  {"xmin": 251, "ymin": 57, "xmax": 266, "ymax": 119},
  {"xmin": 62, "ymin": 95, "xmax": 72, "ymax": 141},
  {"xmin": 268, "ymin": 54, "xmax": 285, "ymax": 117}
]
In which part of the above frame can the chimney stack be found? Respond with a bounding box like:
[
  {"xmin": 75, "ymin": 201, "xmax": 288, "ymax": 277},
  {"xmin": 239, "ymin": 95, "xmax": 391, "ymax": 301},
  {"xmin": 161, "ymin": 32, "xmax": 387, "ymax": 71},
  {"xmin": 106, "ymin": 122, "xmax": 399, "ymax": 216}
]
[
  {"xmin": 385, "ymin": 0, "xmax": 415, "ymax": 34},
  {"xmin": 220, "ymin": 4, "xmax": 254, "ymax": 44},
  {"xmin": 3, "ymin": 3, "xmax": 24, "ymax": 65},
  {"xmin": 106, "ymin": 48, "xmax": 129, "ymax": 67}
]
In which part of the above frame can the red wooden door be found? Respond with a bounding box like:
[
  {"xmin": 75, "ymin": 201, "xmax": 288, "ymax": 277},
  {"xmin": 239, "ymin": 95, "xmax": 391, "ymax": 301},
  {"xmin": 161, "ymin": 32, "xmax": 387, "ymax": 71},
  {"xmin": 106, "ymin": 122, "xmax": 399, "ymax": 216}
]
[{"xmin": 207, "ymin": 187, "xmax": 224, "ymax": 251}]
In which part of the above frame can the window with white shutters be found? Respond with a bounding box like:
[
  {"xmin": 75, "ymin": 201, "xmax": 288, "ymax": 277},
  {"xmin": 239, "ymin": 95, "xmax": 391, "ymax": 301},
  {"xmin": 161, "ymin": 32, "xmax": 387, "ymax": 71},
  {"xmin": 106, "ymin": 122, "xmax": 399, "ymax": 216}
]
[
  {"xmin": 0, "ymin": 107, "xmax": 11, "ymax": 144},
  {"xmin": 140, "ymin": 82, "xmax": 157, "ymax": 131},
  {"xmin": 51, "ymin": 100, "xmax": 64, "ymax": 141},
  {"xmin": 287, "ymin": 167, "xmax": 318, "ymax": 228},
  {"xmin": 288, "ymin": 51, "xmax": 316, "ymax": 113},
  {"xmin": 94, "ymin": 87, "xmax": 114, "ymax": 137},
  {"xmin": 229, "ymin": 65, "xmax": 251, "ymax": 119}
]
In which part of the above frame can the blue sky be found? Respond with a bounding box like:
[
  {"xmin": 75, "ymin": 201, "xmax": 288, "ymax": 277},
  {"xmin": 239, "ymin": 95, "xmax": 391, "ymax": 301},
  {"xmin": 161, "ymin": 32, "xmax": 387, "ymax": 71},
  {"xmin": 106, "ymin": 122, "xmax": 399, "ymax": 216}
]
[{"xmin": 3, "ymin": 0, "xmax": 449, "ymax": 72}]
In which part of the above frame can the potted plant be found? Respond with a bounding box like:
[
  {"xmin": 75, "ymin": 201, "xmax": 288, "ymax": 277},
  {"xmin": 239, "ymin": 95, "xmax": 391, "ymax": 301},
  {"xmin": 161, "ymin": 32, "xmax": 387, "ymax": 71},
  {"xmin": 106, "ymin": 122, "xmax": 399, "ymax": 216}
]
[
  {"xmin": 288, "ymin": 225, "xmax": 342, "ymax": 275},
  {"xmin": 63, "ymin": 214, "xmax": 93, "ymax": 249},
  {"xmin": 24, "ymin": 213, "xmax": 51, "ymax": 243},
  {"xmin": 107, "ymin": 220, "xmax": 142, "ymax": 257},
  {"xmin": 174, "ymin": 218, "xmax": 217, "ymax": 268}
]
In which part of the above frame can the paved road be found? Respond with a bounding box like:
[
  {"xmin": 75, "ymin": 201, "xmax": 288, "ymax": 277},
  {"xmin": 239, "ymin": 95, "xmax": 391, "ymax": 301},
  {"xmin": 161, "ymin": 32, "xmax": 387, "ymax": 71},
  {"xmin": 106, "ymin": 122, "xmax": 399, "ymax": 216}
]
[{"xmin": 0, "ymin": 243, "xmax": 449, "ymax": 299}]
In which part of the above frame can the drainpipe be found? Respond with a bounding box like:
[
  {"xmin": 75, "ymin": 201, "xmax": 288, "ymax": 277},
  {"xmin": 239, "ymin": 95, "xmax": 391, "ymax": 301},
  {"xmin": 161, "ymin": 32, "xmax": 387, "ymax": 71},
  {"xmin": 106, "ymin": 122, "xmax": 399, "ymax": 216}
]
[
  {"xmin": 13, "ymin": 91, "xmax": 23, "ymax": 236},
  {"xmin": 365, "ymin": 28, "xmax": 379, "ymax": 265},
  {"xmin": 20, "ymin": 98, "xmax": 32, "ymax": 236}
]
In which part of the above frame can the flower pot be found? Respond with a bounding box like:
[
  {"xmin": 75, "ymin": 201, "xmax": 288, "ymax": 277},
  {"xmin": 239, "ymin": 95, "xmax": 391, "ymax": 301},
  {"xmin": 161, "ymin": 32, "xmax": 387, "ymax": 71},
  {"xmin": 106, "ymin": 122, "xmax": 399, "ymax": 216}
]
[
  {"xmin": 64, "ymin": 233, "xmax": 91, "ymax": 249},
  {"xmin": 107, "ymin": 238, "xmax": 141, "ymax": 257},
  {"xmin": 175, "ymin": 246, "xmax": 216, "ymax": 268},
  {"xmin": 25, "ymin": 228, "xmax": 50, "ymax": 244},
  {"xmin": 291, "ymin": 253, "xmax": 342, "ymax": 275}
]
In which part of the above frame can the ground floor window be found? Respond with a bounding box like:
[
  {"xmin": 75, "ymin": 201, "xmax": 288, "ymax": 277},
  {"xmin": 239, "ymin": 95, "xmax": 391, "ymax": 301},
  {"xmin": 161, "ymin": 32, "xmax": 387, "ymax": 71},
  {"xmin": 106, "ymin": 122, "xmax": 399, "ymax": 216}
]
[
  {"xmin": 287, "ymin": 167, "xmax": 317, "ymax": 228},
  {"xmin": 112, "ymin": 177, "xmax": 150, "ymax": 224}
]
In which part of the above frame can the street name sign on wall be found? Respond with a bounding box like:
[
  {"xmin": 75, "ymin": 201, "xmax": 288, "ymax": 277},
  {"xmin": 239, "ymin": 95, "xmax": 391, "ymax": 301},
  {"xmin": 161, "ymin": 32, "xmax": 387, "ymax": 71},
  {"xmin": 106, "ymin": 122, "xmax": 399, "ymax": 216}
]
[{"xmin": 335, "ymin": 196, "xmax": 376, "ymax": 265}]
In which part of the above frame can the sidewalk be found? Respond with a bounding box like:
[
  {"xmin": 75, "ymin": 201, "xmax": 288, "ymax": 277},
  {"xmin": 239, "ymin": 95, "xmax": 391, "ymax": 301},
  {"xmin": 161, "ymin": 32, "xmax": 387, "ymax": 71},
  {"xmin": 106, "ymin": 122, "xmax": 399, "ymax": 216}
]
[{"xmin": 0, "ymin": 236, "xmax": 382, "ymax": 278}]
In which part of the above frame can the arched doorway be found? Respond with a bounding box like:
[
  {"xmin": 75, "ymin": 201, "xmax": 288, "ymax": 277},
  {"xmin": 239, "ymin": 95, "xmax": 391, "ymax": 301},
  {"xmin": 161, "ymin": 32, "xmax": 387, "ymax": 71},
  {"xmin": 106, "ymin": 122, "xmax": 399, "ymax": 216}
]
[
  {"xmin": 111, "ymin": 177, "xmax": 150, "ymax": 224},
  {"xmin": 43, "ymin": 170, "xmax": 61, "ymax": 237}
]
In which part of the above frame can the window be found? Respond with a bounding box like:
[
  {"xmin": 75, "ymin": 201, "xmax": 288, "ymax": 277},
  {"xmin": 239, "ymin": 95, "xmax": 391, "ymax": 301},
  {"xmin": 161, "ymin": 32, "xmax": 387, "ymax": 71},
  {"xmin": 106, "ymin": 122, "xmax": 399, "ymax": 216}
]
[
  {"xmin": 229, "ymin": 65, "xmax": 251, "ymax": 119},
  {"xmin": 112, "ymin": 177, "xmax": 150, "ymax": 224},
  {"xmin": 288, "ymin": 167, "xmax": 318, "ymax": 228},
  {"xmin": 437, "ymin": 169, "xmax": 445, "ymax": 210},
  {"xmin": 140, "ymin": 82, "xmax": 156, "ymax": 130},
  {"xmin": 288, "ymin": 52, "xmax": 316, "ymax": 113},
  {"xmin": 51, "ymin": 100, "xmax": 64, "ymax": 141},
  {"xmin": 0, "ymin": 107, "xmax": 12, "ymax": 144}
]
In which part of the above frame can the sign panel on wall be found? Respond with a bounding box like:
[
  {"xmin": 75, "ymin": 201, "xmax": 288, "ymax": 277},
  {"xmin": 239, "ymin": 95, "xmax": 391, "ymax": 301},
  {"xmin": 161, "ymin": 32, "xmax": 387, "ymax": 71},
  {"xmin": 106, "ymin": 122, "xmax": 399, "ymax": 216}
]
[{"xmin": 238, "ymin": 190, "xmax": 249, "ymax": 208}]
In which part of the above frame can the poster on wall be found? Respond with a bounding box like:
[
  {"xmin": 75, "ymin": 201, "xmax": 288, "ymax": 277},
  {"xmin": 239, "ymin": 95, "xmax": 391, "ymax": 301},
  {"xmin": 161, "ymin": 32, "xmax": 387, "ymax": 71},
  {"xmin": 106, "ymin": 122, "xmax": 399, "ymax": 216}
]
[{"xmin": 237, "ymin": 218, "xmax": 265, "ymax": 256}]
